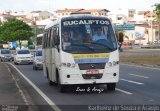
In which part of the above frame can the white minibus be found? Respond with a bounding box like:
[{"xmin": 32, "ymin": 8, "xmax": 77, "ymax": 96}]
[{"xmin": 42, "ymin": 14, "xmax": 119, "ymax": 92}]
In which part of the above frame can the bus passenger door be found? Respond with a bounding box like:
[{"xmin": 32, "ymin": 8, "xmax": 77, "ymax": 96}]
[
  {"xmin": 51, "ymin": 27, "xmax": 59, "ymax": 83},
  {"xmin": 42, "ymin": 32, "xmax": 47, "ymax": 77},
  {"xmin": 46, "ymin": 29, "xmax": 53, "ymax": 82},
  {"xmin": 51, "ymin": 47, "xmax": 56, "ymax": 82},
  {"xmin": 53, "ymin": 26, "xmax": 61, "ymax": 83}
]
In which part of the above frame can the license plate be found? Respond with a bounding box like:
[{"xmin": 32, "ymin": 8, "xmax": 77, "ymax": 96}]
[{"xmin": 86, "ymin": 70, "xmax": 99, "ymax": 74}]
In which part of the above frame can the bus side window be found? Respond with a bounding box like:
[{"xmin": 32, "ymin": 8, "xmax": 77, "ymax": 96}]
[
  {"xmin": 52, "ymin": 27, "xmax": 57, "ymax": 47},
  {"xmin": 54, "ymin": 26, "xmax": 60, "ymax": 45},
  {"xmin": 43, "ymin": 32, "xmax": 47, "ymax": 48},
  {"xmin": 45, "ymin": 30, "xmax": 49, "ymax": 48},
  {"xmin": 45, "ymin": 32, "xmax": 48, "ymax": 48},
  {"xmin": 47, "ymin": 29, "xmax": 52, "ymax": 48},
  {"xmin": 51, "ymin": 27, "xmax": 55, "ymax": 47},
  {"xmin": 42, "ymin": 33, "xmax": 45, "ymax": 48}
]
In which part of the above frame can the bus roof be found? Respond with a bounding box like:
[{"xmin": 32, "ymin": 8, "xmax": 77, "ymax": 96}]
[
  {"xmin": 37, "ymin": 33, "xmax": 43, "ymax": 37},
  {"xmin": 45, "ymin": 14, "xmax": 110, "ymax": 30},
  {"xmin": 62, "ymin": 14, "xmax": 109, "ymax": 20}
]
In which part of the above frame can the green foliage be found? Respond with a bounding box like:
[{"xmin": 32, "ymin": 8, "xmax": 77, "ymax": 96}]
[
  {"xmin": 36, "ymin": 27, "xmax": 45, "ymax": 35},
  {"xmin": 154, "ymin": 3, "xmax": 160, "ymax": 12},
  {"xmin": 0, "ymin": 19, "xmax": 34, "ymax": 41},
  {"xmin": 0, "ymin": 18, "xmax": 34, "ymax": 48},
  {"xmin": 154, "ymin": 3, "xmax": 160, "ymax": 40},
  {"xmin": 154, "ymin": 3, "xmax": 160, "ymax": 22}
]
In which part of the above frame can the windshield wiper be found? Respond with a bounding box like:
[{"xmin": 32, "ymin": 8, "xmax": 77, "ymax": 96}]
[{"xmin": 71, "ymin": 43, "xmax": 95, "ymax": 51}]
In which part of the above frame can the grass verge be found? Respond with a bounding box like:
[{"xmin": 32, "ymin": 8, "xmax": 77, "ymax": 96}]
[{"xmin": 120, "ymin": 54, "xmax": 160, "ymax": 68}]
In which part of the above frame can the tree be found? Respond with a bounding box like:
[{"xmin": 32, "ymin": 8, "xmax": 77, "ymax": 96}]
[
  {"xmin": 0, "ymin": 18, "xmax": 34, "ymax": 49},
  {"xmin": 154, "ymin": 3, "xmax": 160, "ymax": 40}
]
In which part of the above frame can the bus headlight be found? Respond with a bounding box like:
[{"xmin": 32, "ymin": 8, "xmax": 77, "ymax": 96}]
[
  {"xmin": 106, "ymin": 61, "xmax": 119, "ymax": 67},
  {"xmin": 67, "ymin": 63, "xmax": 71, "ymax": 67},
  {"xmin": 108, "ymin": 62, "xmax": 112, "ymax": 67},
  {"xmin": 61, "ymin": 62, "xmax": 76, "ymax": 68},
  {"xmin": 62, "ymin": 63, "xmax": 67, "ymax": 66},
  {"xmin": 112, "ymin": 61, "xmax": 117, "ymax": 66}
]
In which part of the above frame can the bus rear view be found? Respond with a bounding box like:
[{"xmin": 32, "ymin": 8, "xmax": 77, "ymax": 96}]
[{"xmin": 43, "ymin": 15, "xmax": 119, "ymax": 92}]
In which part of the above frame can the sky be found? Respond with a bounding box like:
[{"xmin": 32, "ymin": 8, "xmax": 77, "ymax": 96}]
[{"xmin": 0, "ymin": 0, "xmax": 159, "ymax": 14}]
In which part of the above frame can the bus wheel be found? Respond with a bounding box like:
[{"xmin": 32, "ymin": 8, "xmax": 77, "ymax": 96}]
[
  {"xmin": 107, "ymin": 83, "xmax": 116, "ymax": 91},
  {"xmin": 33, "ymin": 66, "xmax": 35, "ymax": 70},
  {"xmin": 60, "ymin": 85, "xmax": 67, "ymax": 93},
  {"xmin": 49, "ymin": 80, "xmax": 57, "ymax": 86},
  {"xmin": 35, "ymin": 66, "xmax": 38, "ymax": 70},
  {"xmin": 14, "ymin": 62, "xmax": 18, "ymax": 65}
]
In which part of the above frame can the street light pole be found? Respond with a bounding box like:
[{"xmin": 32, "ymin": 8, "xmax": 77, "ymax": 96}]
[
  {"xmin": 31, "ymin": 18, "xmax": 37, "ymax": 49},
  {"xmin": 34, "ymin": 23, "xmax": 37, "ymax": 47}
]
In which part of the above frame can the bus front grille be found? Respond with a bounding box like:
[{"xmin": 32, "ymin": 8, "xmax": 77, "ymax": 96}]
[
  {"xmin": 78, "ymin": 63, "xmax": 106, "ymax": 70},
  {"xmin": 82, "ymin": 74, "xmax": 103, "ymax": 79}
]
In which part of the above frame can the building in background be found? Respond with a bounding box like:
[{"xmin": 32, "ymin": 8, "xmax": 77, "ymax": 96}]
[
  {"xmin": 128, "ymin": 9, "xmax": 136, "ymax": 18},
  {"xmin": 55, "ymin": 8, "xmax": 109, "ymax": 17},
  {"xmin": 11, "ymin": 11, "xmax": 27, "ymax": 20},
  {"xmin": 26, "ymin": 11, "xmax": 52, "ymax": 20},
  {"xmin": 0, "ymin": 8, "xmax": 159, "ymax": 46},
  {"xmin": 78, "ymin": 9, "xmax": 109, "ymax": 16},
  {"xmin": 0, "ymin": 11, "xmax": 15, "ymax": 23},
  {"xmin": 55, "ymin": 8, "xmax": 84, "ymax": 17}
]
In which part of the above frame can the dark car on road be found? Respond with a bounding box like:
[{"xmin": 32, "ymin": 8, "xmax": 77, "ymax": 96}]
[
  {"xmin": 33, "ymin": 49, "xmax": 43, "ymax": 70},
  {"xmin": 0, "ymin": 49, "xmax": 13, "ymax": 62}
]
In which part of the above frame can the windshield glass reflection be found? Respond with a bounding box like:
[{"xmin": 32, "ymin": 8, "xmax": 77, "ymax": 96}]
[{"xmin": 61, "ymin": 19, "xmax": 117, "ymax": 54}]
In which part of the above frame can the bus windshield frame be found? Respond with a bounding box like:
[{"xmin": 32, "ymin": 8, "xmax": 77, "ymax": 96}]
[{"xmin": 61, "ymin": 18, "xmax": 117, "ymax": 54}]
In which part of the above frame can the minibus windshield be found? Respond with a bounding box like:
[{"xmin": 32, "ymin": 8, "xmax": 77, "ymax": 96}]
[{"xmin": 61, "ymin": 18, "xmax": 117, "ymax": 54}]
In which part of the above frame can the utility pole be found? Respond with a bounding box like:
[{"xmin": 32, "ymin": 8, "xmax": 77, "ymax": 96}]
[{"xmin": 32, "ymin": 18, "xmax": 37, "ymax": 47}]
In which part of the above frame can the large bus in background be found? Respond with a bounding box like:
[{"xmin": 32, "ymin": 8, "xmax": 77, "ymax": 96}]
[
  {"xmin": 42, "ymin": 14, "xmax": 119, "ymax": 92},
  {"xmin": 36, "ymin": 33, "xmax": 43, "ymax": 49}
]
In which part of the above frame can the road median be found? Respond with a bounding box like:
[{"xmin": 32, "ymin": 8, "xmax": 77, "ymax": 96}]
[{"xmin": 120, "ymin": 54, "xmax": 160, "ymax": 68}]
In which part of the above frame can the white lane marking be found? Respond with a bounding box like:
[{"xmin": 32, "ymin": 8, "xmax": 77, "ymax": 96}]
[
  {"xmin": 129, "ymin": 73, "xmax": 149, "ymax": 79},
  {"xmin": 120, "ymin": 78, "xmax": 144, "ymax": 85},
  {"xmin": 8, "ymin": 63, "xmax": 61, "ymax": 111},
  {"xmin": 121, "ymin": 63, "xmax": 160, "ymax": 70},
  {"xmin": 116, "ymin": 88, "xmax": 132, "ymax": 95}
]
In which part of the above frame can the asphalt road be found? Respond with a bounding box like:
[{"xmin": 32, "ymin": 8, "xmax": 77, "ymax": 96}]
[{"xmin": 7, "ymin": 62, "xmax": 160, "ymax": 111}]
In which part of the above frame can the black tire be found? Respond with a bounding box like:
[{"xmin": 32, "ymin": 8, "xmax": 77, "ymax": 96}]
[
  {"xmin": 107, "ymin": 83, "xmax": 116, "ymax": 91},
  {"xmin": 35, "ymin": 66, "xmax": 38, "ymax": 70},
  {"xmin": 49, "ymin": 80, "xmax": 57, "ymax": 86},
  {"xmin": 0, "ymin": 58, "xmax": 2, "ymax": 62},
  {"xmin": 14, "ymin": 62, "xmax": 18, "ymax": 65},
  {"xmin": 33, "ymin": 66, "xmax": 35, "ymax": 70},
  {"xmin": 60, "ymin": 85, "xmax": 67, "ymax": 93},
  {"xmin": 56, "ymin": 70, "xmax": 66, "ymax": 93}
]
